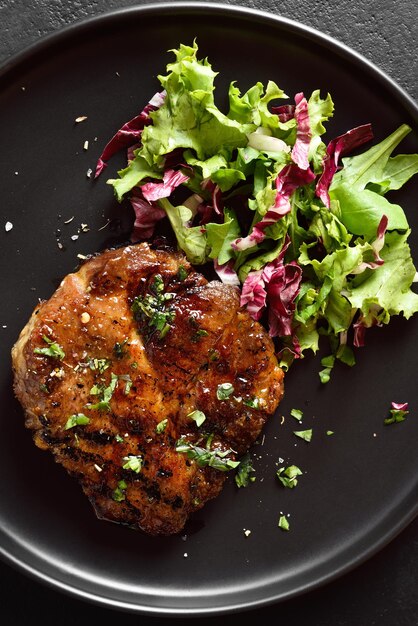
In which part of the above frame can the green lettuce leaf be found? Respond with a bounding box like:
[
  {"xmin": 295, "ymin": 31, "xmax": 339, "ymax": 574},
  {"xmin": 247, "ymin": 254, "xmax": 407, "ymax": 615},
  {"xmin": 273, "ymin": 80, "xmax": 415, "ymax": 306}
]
[
  {"xmin": 158, "ymin": 198, "xmax": 208, "ymax": 264},
  {"xmin": 206, "ymin": 207, "xmax": 241, "ymax": 264},
  {"xmin": 329, "ymin": 125, "xmax": 413, "ymax": 238},
  {"xmin": 347, "ymin": 230, "xmax": 418, "ymax": 323}
]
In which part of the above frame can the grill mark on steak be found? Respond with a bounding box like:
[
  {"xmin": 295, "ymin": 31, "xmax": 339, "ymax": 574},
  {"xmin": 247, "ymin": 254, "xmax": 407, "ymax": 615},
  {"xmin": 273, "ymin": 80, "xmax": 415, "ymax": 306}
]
[{"xmin": 12, "ymin": 243, "xmax": 284, "ymax": 535}]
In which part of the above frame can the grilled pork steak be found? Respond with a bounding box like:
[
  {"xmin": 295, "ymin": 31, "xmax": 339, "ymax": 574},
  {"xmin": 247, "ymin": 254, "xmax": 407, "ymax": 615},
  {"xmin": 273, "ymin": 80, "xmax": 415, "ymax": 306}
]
[{"xmin": 12, "ymin": 243, "xmax": 284, "ymax": 535}]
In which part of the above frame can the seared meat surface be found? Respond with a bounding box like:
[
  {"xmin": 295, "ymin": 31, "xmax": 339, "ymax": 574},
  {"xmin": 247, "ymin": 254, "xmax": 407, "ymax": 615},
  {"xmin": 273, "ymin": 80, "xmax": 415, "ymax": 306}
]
[{"xmin": 12, "ymin": 243, "xmax": 284, "ymax": 535}]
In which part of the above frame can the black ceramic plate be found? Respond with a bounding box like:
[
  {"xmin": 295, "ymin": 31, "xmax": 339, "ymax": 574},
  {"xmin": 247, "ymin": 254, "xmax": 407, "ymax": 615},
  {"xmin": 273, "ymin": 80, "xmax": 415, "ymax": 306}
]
[{"xmin": 1, "ymin": 2, "xmax": 417, "ymax": 616}]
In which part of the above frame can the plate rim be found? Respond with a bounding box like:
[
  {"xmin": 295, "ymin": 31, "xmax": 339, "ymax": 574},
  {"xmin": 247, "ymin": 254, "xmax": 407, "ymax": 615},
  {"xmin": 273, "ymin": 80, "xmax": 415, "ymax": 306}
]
[
  {"xmin": 0, "ymin": 1, "xmax": 417, "ymax": 114},
  {"xmin": 0, "ymin": 0, "xmax": 417, "ymax": 616}
]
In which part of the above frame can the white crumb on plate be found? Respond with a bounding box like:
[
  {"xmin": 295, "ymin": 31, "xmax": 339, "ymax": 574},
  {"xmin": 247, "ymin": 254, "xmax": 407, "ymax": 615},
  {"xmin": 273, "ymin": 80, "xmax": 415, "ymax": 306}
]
[{"xmin": 5, "ymin": 221, "xmax": 13, "ymax": 232}]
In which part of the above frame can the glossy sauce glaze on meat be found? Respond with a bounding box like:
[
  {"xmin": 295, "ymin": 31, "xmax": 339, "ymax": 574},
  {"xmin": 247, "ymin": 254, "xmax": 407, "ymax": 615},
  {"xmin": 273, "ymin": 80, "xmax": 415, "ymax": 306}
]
[{"xmin": 12, "ymin": 243, "xmax": 284, "ymax": 535}]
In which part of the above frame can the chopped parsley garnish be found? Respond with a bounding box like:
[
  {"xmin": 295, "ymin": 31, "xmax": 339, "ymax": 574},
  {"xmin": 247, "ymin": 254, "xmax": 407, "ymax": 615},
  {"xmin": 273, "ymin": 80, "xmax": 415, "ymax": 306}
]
[
  {"xmin": 191, "ymin": 328, "xmax": 209, "ymax": 343},
  {"xmin": 112, "ymin": 479, "xmax": 128, "ymax": 502},
  {"xmin": 115, "ymin": 434, "xmax": 124, "ymax": 443},
  {"xmin": 131, "ymin": 274, "xmax": 175, "ymax": 340},
  {"xmin": 87, "ymin": 357, "xmax": 111, "ymax": 373},
  {"xmin": 122, "ymin": 454, "xmax": 143, "ymax": 473},
  {"xmin": 208, "ymin": 348, "xmax": 220, "ymax": 362},
  {"xmin": 88, "ymin": 372, "xmax": 118, "ymax": 411},
  {"xmin": 276, "ymin": 465, "xmax": 303, "ymax": 489},
  {"xmin": 39, "ymin": 383, "xmax": 50, "ymax": 394},
  {"xmin": 278, "ymin": 515, "xmax": 290, "ymax": 531},
  {"xmin": 113, "ymin": 339, "xmax": 128, "ymax": 359},
  {"xmin": 64, "ymin": 413, "xmax": 90, "ymax": 430},
  {"xmin": 187, "ymin": 409, "xmax": 206, "ymax": 427},
  {"xmin": 384, "ymin": 402, "xmax": 409, "ymax": 425},
  {"xmin": 326, "ymin": 430, "xmax": 334, "ymax": 436},
  {"xmin": 175, "ymin": 436, "xmax": 239, "ymax": 471},
  {"xmin": 290, "ymin": 408, "xmax": 303, "ymax": 421},
  {"xmin": 177, "ymin": 265, "xmax": 188, "ymax": 281},
  {"xmin": 156, "ymin": 418, "xmax": 168, "ymax": 433},
  {"xmin": 243, "ymin": 397, "xmax": 260, "ymax": 409},
  {"xmin": 118, "ymin": 374, "xmax": 132, "ymax": 395},
  {"xmin": 235, "ymin": 453, "xmax": 256, "ymax": 488},
  {"xmin": 34, "ymin": 335, "xmax": 65, "ymax": 360},
  {"xmin": 293, "ymin": 429, "xmax": 313, "ymax": 442},
  {"xmin": 216, "ymin": 382, "xmax": 234, "ymax": 401}
]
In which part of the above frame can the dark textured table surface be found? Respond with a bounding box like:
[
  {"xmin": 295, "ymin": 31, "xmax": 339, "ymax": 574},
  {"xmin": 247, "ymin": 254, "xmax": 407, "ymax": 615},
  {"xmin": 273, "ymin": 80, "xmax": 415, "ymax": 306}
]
[{"xmin": 0, "ymin": 1, "xmax": 417, "ymax": 624}]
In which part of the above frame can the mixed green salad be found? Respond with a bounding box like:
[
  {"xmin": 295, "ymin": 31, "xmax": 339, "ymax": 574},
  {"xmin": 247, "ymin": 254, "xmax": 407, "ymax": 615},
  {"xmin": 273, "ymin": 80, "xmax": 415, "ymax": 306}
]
[{"xmin": 96, "ymin": 41, "xmax": 418, "ymax": 381}]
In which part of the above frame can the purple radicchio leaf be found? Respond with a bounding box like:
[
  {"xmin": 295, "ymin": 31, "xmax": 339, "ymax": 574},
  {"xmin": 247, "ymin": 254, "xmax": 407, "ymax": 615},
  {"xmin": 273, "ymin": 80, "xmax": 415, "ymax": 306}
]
[
  {"xmin": 232, "ymin": 164, "xmax": 316, "ymax": 251},
  {"xmin": 265, "ymin": 260, "xmax": 303, "ymax": 337},
  {"xmin": 351, "ymin": 215, "xmax": 388, "ymax": 274},
  {"xmin": 240, "ymin": 241, "xmax": 302, "ymax": 338},
  {"xmin": 129, "ymin": 189, "xmax": 166, "ymax": 241},
  {"xmin": 391, "ymin": 401, "xmax": 408, "ymax": 412},
  {"xmin": 94, "ymin": 91, "xmax": 166, "ymax": 178},
  {"xmin": 213, "ymin": 259, "xmax": 240, "ymax": 286},
  {"xmin": 291, "ymin": 92, "xmax": 311, "ymax": 170},
  {"xmin": 140, "ymin": 169, "xmax": 190, "ymax": 202},
  {"xmin": 240, "ymin": 269, "xmax": 267, "ymax": 320},
  {"xmin": 200, "ymin": 179, "xmax": 223, "ymax": 215},
  {"xmin": 315, "ymin": 123, "xmax": 374, "ymax": 207},
  {"xmin": 271, "ymin": 104, "xmax": 296, "ymax": 122},
  {"xmin": 353, "ymin": 317, "xmax": 367, "ymax": 348},
  {"xmin": 353, "ymin": 300, "xmax": 384, "ymax": 347}
]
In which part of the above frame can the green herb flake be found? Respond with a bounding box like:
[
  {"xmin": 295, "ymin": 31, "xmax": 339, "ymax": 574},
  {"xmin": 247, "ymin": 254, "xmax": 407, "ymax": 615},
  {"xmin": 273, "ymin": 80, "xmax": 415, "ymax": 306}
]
[
  {"xmin": 131, "ymin": 275, "xmax": 176, "ymax": 340},
  {"xmin": 39, "ymin": 383, "xmax": 50, "ymax": 394},
  {"xmin": 113, "ymin": 339, "xmax": 128, "ymax": 359},
  {"xmin": 278, "ymin": 515, "xmax": 290, "ymax": 531},
  {"xmin": 115, "ymin": 434, "xmax": 124, "ymax": 443},
  {"xmin": 208, "ymin": 349, "xmax": 220, "ymax": 362},
  {"xmin": 216, "ymin": 382, "xmax": 234, "ymax": 401},
  {"xmin": 276, "ymin": 465, "xmax": 303, "ymax": 489},
  {"xmin": 64, "ymin": 413, "xmax": 90, "ymax": 430},
  {"xmin": 175, "ymin": 436, "xmax": 240, "ymax": 471},
  {"xmin": 191, "ymin": 328, "xmax": 209, "ymax": 343},
  {"xmin": 235, "ymin": 453, "xmax": 256, "ymax": 488},
  {"xmin": 290, "ymin": 408, "xmax": 303, "ymax": 421},
  {"xmin": 88, "ymin": 372, "xmax": 119, "ymax": 411},
  {"xmin": 34, "ymin": 335, "xmax": 65, "ymax": 360},
  {"xmin": 87, "ymin": 357, "xmax": 111, "ymax": 373},
  {"xmin": 326, "ymin": 430, "xmax": 334, "ymax": 436},
  {"xmin": 112, "ymin": 479, "xmax": 128, "ymax": 502},
  {"xmin": 243, "ymin": 397, "xmax": 260, "ymax": 409},
  {"xmin": 187, "ymin": 409, "xmax": 206, "ymax": 427},
  {"xmin": 118, "ymin": 374, "xmax": 132, "ymax": 395},
  {"xmin": 293, "ymin": 429, "xmax": 313, "ymax": 442},
  {"xmin": 122, "ymin": 454, "xmax": 143, "ymax": 474},
  {"xmin": 156, "ymin": 418, "xmax": 168, "ymax": 434},
  {"xmin": 177, "ymin": 265, "xmax": 188, "ymax": 281}
]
